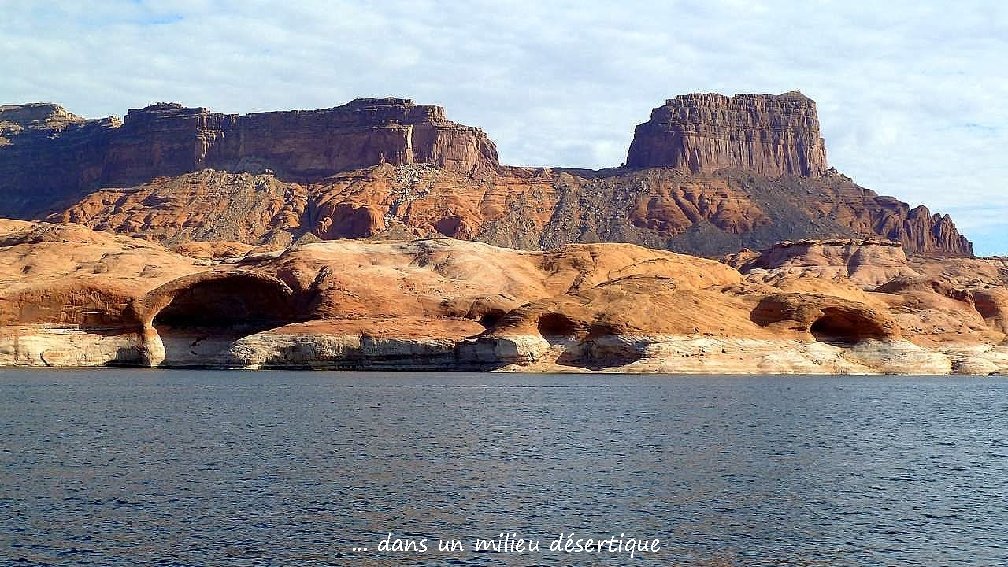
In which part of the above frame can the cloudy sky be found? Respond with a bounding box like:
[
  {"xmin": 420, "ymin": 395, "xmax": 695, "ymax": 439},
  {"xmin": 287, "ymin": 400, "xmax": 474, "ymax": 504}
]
[{"xmin": 3, "ymin": 0, "xmax": 1006, "ymax": 254}]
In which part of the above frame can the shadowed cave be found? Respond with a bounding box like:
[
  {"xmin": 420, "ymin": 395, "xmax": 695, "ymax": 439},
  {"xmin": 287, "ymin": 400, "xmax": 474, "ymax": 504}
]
[
  {"xmin": 537, "ymin": 312, "xmax": 580, "ymax": 338},
  {"xmin": 149, "ymin": 274, "xmax": 299, "ymax": 366},
  {"xmin": 152, "ymin": 275, "xmax": 297, "ymax": 332},
  {"xmin": 809, "ymin": 308, "xmax": 889, "ymax": 344},
  {"xmin": 478, "ymin": 308, "xmax": 508, "ymax": 330}
]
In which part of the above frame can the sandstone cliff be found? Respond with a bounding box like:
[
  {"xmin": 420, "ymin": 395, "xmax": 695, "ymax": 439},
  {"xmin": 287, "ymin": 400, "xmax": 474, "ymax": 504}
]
[
  {"xmin": 625, "ymin": 92, "xmax": 828, "ymax": 176},
  {"xmin": 0, "ymin": 222, "xmax": 1003, "ymax": 372},
  {"xmin": 3, "ymin": 93, "xmax": 973, "ymax": 257},
  {"xmin": 0, "ymin": 104, "xmax": 122, "ymax": 216},
  {"xmin": 0, "ymin": 98, "xmax": 497, "ymax": 218}
]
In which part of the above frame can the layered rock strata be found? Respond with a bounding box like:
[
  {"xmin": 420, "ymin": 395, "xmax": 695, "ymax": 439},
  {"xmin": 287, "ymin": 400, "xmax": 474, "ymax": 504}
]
[
  {"xmin": 56, "ymin": 165, "xmax": 973, "ymax": 256},
  {"xmin": 626, "ymin": 92, "xmax": 828, "ymax": 176},
  {"xmin": 0, "ymin": 221, "xmax": 1003, "ymax": 373},
  {"xmin": 0, "ymin": 98, "xmax": 497, "ymax": 217},
  {"xmin": 1, "ymin": 93, "xmax": 973, "ymax": 257}
]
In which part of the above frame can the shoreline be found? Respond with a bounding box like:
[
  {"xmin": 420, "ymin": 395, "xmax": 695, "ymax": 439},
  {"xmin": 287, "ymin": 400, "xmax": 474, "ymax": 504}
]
[{"xmin": 3, "ymin": 325, "xmax": 1005, "ymax": 375}]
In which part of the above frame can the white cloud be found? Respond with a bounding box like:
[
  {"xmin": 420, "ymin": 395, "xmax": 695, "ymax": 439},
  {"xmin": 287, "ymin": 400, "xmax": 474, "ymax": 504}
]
[{"xmin": 1, "ymin": 0, "xmax": 1006, "ymax": 253}]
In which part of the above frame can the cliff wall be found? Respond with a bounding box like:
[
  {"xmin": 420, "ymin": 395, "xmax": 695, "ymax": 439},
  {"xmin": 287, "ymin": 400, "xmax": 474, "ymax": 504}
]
[
  {"xmin": 626, "ymin": 92, "xmax": 828, "ymax": 177},
  {"xmin": 0, "ymin": 98, "xmax": 498, "ymax": 217},
  {"xmin": 1, "ymin": 94, "xmax": 974, "ymax": 257}
]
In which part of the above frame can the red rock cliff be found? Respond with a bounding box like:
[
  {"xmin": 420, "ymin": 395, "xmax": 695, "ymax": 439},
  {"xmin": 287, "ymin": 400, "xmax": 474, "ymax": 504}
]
[
  {"xmin": 2, "ymin": 94, "xmax": 975, "ymax": 258},
  {"xmin": 202, "ymin": 97, "xmax": 499, "ymax": 178},
  {"xmin": 0, "ymin": 104, "xmax": 121, "ymax": 216},
  {"xmin": 0, "ymin": 98, "xmax": 498, "ymax": 217},
  {"xmin": 626, "ymin": 91, "xmax": 828, "ymax": 177}
]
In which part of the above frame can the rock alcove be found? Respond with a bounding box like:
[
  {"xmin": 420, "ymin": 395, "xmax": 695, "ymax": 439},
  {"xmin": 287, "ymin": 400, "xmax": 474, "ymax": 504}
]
[
  {"xmin": 809, "ymin": 307, "xmax": 890, "ymax": 344},
  {"xmin": 141, "ymin": 272, "xmax": 299, "ymax": 366}
]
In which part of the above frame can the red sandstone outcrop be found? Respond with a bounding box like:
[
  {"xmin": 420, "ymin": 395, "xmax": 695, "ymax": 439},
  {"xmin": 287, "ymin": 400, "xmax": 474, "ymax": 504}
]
[
  {"xmin": 0, "ymin": 98, "xmax": 497, "ymax": 218},
  {"xmin": 58, "ymin": 169, "xmax": 309, "ymax": 247},
  {"xmin": 56, "ymin": 164, "xmax": 973, "ymax": 257},
  {"xmin": 750, "ymin": 293, "xmax": 900, "ymax": 342},
  {"xmin": 971, "ymin": 289, "xmax": 1008, "ymax": 334},
  {"xmin": 3, "ymin": 93, "xmax": 974, "ymax": 257},
  {"xmin": 626, "ymin": 92, "xmax": 828, "ymax": 176},
  {"xmin": 196, "ymin": 97, "xmax": 499, "ymax": 178},
  {"xmin": 0, "ymin": 221, "xmax": 1006, "ymax": 372},
  {"xmin": 740, "ymin": 238, "xmax": 920, "ymax": 288},
  {"xmin": 0, "ymin": 220, "xmax": 201, "ymax": 335}
]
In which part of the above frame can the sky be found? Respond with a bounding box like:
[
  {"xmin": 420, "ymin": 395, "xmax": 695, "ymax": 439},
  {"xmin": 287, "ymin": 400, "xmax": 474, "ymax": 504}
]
[{"xmin": 2, "ymin": 0, "xmax": 1006, "ymax": 254}]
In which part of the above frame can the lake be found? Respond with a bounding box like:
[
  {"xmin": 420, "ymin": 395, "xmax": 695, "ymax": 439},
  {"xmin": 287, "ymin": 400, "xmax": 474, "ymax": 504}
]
[{"xmin": 1, "ymin": 370, "xmax": 1006, "ymax": 565}]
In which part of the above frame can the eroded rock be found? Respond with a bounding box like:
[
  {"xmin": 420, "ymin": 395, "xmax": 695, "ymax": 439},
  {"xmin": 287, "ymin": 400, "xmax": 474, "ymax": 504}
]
[
  {"xmin": 0, "ymin": 94, "xmax": 974, "ymax": 258},
  {"xmin": 626, "ymin": 92, "xmax": 828, "ymax": 176},
  {"xmin": 0, "ymin": 220, "xmax": 1003, "ymax": 372},
  {"xmin": 0, "ymin": 98, "xmax": 498, "ymax": 218}
]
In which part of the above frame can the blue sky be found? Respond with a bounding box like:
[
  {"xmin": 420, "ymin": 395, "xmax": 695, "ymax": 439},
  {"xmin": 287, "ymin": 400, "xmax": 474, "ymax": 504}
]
[{"xmin": 3, "ymin": 0, "xmax": 1006, "ymax": 254}]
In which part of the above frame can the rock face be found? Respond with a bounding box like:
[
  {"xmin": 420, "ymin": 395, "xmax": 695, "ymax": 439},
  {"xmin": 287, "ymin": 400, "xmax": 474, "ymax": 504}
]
[
  {"xmin": 0, "ymin": 221, "xmax": 1005, "ymax": 372},
  {"xmin": 626, "ymin": 92, "xmax": 828, "ymax": 177},
  {"xmin": 59, "ymin": 169, "xmax": 309, "ymax": 247},
  {"xmin": 750, "ymin": 292, "xmax": 900, "ymax": 342},
  {"xmin": 739, "ymin": 238, "xmax": 920, "ymax": 288},
  {"xmin": 897, "ymin": 205, "xmax": 972, "ymax": 257},
  {"xmin": 0, "ymin": 98, "xmax": 498, "ymax": 217},
  {"xmin": 56, "ymin": 164, "xmax": 973, "ymax": 256},
  {"xmin": 0, "ymin": 222, "xmax": 995, "ymax": 372},
  {"xmin": 0, "ymin": 104, "xmax": 122, "ymax": 216},
  {"xmin": 3, "ymin": 93, "xmax": 973, "ymax": 257},
  {"xmin": 0, "ymin": 103, "xmax": 86, "ymax": 139}
]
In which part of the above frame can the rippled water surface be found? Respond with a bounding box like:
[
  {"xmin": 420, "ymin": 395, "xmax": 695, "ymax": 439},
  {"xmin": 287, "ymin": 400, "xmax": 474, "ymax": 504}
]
[{"xmin": 1, "ymin": 370, "xmax": 1007, "ymax": 566}]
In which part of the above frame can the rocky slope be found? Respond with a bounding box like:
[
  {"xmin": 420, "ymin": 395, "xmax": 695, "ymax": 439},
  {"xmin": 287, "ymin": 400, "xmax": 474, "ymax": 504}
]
[
  {"xmin": 2, "ymin": 93, "xmax": 973, "ymax": 257},
  {"xmin": 0, "ymin": 221, "xmax": 1003, "ymax": 373},
  {"xmin": 56, "ymin": 164, "xmax": 972, "ymax": 256}
]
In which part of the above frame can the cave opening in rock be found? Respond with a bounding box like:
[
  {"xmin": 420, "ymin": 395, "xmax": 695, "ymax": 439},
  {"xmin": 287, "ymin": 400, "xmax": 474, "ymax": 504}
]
[
  {"xmin": 537, "ymin": 312, "xmax": 579, "ymax": 338},
  {"xmin": 148, "ymin": 274, "xmax": 299, "ymax": 366},
  {"xmin": 478, "ymin": 308, "xmax": 508, "ymax": 330},
  {"xmin": 152, "ymin": 275, "xmax": 296, "ymax": 333},
  {"xmin": 809, "ymin": 308, "xmax": 888, "ymax": 344},
  {"xmin": 576, "ymin": 323, "xmax": 643, "ymax": 370}
]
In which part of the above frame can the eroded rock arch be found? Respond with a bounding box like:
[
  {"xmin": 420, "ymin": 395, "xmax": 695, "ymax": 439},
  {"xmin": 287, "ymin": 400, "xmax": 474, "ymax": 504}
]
[
  {"xmin": 751, "ymin": 293, "xmax": 899, "ymax": 345},
  {"xmin": 137, "ymin": 271, "xmax": 298, "ymax": 367},
  {"xmin": 809, "ymin": 307, "xmax": 890, "ymax": 344}
]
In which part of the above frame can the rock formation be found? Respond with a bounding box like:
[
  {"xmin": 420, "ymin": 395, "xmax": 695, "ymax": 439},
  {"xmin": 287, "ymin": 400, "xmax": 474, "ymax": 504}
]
[
  {"xmin": 0, "ymin": 103, "xmax": 86, "ymax": 140},
  {"xmin": 1, "ymin": 93, "xmax": 974, "ymax": 257},
  {"xmin": 0, "ymin": 92, "xmax": 995, "ymax": 373},
  {"xmin": 738, "ymin": 238, "xmax": 920, "ymax": 287},
  {"xmin": 0, "ymin": 98, "xmax": 498, "ymax": 217},
  {"xmin": 55, "ymin": 164, "xmax": 973, "ymax": 256},
  {"xmin": 0, "ymin": 104, "xmax": 121, "ymax": 216},
  {"xmin": 0, "ymin": 221, "xmax": 1004, "ymax": 373},
  {"xmin": 625, "ymin": 91, "xmax": 828, "ymax": 176}
]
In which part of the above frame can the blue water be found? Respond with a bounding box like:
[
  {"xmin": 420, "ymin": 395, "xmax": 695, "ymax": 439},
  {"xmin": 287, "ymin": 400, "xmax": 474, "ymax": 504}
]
[{"xmin": 1, "ymin": 370, "xmax": 1006, "ymax": 566}]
